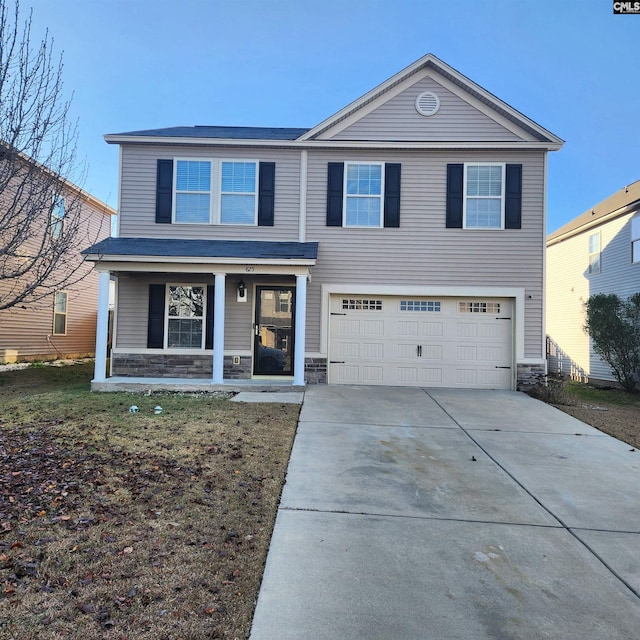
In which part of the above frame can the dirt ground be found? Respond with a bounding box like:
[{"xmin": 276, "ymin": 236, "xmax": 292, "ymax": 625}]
[{"xmin": 557, "ymin": 403, "xmax": 640, "ymax": 449}]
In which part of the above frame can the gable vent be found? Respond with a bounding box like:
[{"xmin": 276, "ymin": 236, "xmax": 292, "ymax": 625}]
[{"xmin": 415, "ymin": 91, "xmax": 440, "ymax": 117}]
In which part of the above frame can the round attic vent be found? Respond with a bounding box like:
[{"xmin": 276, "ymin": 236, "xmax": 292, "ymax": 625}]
[{"xmin": 415, "ymin": 91, "xmax": 440, "ymax": 117}]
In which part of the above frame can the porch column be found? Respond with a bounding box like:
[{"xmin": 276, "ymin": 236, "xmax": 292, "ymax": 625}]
[
  {"xmin": 212, "ymin": 272, "xmax": 226, "ymax": 384},
  {"xmin": 294, "ymin": 273, "xmax": 307, "ymax": 386},
  {"xmin": 93, "ymin": 271, "xmax": 111, "ymax": 382}
]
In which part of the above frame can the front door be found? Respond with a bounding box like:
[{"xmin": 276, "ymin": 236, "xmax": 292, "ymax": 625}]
[{"xmin": 253, "ymin": 286, "xmax": 295, "ymax": 376}]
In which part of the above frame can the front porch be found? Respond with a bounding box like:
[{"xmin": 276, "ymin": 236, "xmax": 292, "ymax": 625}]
[{"xmin": 83, "ymin": 238, "xmax": 319, "ymax": 391}]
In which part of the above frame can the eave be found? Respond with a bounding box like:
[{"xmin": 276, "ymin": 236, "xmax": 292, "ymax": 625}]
[{"xmin": 104, "ymin": 135, "xmax": 562, "ymax": 151}]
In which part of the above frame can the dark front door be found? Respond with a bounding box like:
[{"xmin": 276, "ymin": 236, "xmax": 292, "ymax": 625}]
[{"xmin": 254, "ymin": 286, "xmax": 295, "ymax": 376}]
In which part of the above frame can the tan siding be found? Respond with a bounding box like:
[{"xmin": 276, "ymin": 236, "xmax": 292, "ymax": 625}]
[
  {"xmin": 331, "ymin": 76, "xmax": 524, "ymax": 143},
  {"xmin": 115, "ymin": 275, "xmax": 295, "ymax": 353},
  {"xmin": 547, "ymin": 213, "xmax": 640, "ymax": 382},
  {"xmin": 0, "ymin": 195, "xmax": 111, "ymax": 362},
  {"xmin": 118, "ymin": 145, "xmax": 301, "ymax": 240},
  {"xmin": 304, "ymin": 149, "xmax": 545, "ymax": 358}
]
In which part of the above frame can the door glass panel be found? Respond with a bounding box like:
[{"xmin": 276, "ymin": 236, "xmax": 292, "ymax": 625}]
[{"xmin": 254, "ymin": 287, "xmax": 294, "ymax": 375}]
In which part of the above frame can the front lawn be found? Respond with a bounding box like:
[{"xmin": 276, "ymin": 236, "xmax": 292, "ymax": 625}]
[{"xmin": 0, "ymin": 362, "xmax": 299, "ymax": 639}]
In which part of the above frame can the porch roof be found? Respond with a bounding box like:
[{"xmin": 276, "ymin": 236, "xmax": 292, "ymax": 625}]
[{"xmin": 83, "ymin": 237, "xmax": 319, "ymax": 262}]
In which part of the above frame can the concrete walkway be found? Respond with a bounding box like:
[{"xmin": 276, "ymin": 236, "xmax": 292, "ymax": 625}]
[{"xmin": 250, "ymin": 385, "xmax": 640, "ymax": 640}]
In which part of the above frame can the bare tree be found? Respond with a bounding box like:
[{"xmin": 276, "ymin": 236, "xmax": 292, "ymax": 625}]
[{"xmin": 0, "ymin": 0, "xmax": 102, "ymax": 312}]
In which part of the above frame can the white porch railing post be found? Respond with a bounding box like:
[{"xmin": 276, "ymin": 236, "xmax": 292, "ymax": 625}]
[
  {"xmin": 212, "ymin": 273, "xmax": 226, "ymax": 384},
  {"xmin": 294, "ymin": 273, "xmax": 307, "ymax": 386},
  {"xmin": 93, "ymin": 271, "xmax": 111, "ymax": 382}
]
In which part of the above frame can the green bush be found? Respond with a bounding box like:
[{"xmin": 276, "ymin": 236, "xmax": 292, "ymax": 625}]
[{"xmin": 584, "ymin": 293, "xmax": 640, "ymax": 392}]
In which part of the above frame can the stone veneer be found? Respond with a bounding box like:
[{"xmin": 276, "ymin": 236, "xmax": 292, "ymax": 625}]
[
  {"xmin": 111, "ymin": 353, "xmax": 327, "ymax": 384},
  {"xmin": 516, "ymin": 363, "xmax": 546, "ymax": 390},
  {"xmin": 304, "ymin": 357, "xmax": 327, "ymax": 384}
]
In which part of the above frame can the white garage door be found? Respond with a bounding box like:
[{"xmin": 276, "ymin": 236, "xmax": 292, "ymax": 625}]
[{"xmin": 328, "ymin": 296, "xmax": 513, "ymax": 389}]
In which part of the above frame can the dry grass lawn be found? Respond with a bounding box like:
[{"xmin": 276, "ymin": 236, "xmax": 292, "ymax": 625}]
[{"xmin": 0, "ymin": 362, "xmax": 299, "ymax": 640}]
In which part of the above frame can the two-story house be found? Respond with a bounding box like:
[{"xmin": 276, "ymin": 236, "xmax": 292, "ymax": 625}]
[
  {"xmin": 547, "ymin": 180, "xmax": 640, "ymax": 383},
  {"xmin": 0, "ymin": 152, "xmax": 115, "ymax": 364},
  {"xmin": 84, "ymin": 54, "xmax": 563, "ymax": 391}
]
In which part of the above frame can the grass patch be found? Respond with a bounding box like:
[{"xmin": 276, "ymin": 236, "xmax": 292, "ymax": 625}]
[{"xmin": 0, "ymin": 363, "xmax": 300, "ymax": 639}]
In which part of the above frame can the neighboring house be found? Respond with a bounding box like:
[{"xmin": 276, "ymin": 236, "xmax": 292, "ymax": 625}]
[
  {"xmin": 547, "ymin": 180, "xmax": 640, "ymax": 383},
  {"xmin": 84, "ymin": 53, "xmax": 562, "ymax": 390},
  {"xmin": 0, "ymin": 159, "xmax": 116, "ymax": 364}
]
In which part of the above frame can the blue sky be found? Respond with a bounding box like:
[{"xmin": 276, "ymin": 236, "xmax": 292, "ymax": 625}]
[{"xmin": 22, "ymin": 0, "xmax": 640, "ymax": 233}]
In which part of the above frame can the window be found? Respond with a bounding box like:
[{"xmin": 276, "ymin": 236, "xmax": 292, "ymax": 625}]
[
  {"xmin": 400, "ymin": 300, "xmax": 441, "ymax": 312},
  {"xmin": 632, "ymin": 215, "xmax": 640, "ymax": 263},
  {"xmin": 277, "ymin": 291, "xmax": 291, "ymax": 314},
  {"xmin": 173, "ymin": 159, "xmax": 259, "ymax": 225},
  {"xmin": 464, "ymin": 164, "xmax": 505, "ymax": 229},
  {"xmin": 589, "ymin": 232, "xmax": 601, "ymax": 274},
  {"xmin": 51, "ymin": 197, "xmax": 64, "ymax": 239},
  {"xmin": 175, "ymin": 160, "xmax": 212, "ymax": 223},
  {"xmin": 459, "ymin": 301, "xmax": 501, "ymax": 314},
  {"xmin": 344, "ymin": 163, "xmax": 384, "ymax": 227},
  {"xmin": 53, "ymin": 291, "xmax": 67, "ymax": 335},
  {"xmin": 167, "ymin": 285, "xmax": 205, "ymax": 348},
  {"xmin": 342, "ymin": 299, "xmax": 383, "ymax": 311},
  {"xmin": 220, "ymin": 161, "xmax": 257, "ymax": 224}
]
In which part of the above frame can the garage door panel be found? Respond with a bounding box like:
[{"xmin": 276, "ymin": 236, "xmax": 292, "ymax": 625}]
[{"xmin": 329, "ymin": 296, "xmax": 513, "ymax": 389}]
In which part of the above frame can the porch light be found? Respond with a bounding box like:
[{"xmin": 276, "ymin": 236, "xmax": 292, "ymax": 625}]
[{"xmin": 237, "ymin": 279, "xmax": 247, "ymax": 303}]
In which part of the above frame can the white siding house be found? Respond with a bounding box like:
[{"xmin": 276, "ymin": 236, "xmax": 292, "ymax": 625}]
[{"xmin": 547, "ymin": 180, "xmax": 640, "ymax": 383}]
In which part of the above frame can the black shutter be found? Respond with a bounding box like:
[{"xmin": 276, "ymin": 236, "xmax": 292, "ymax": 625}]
[
  {"xmin": 505, "ymin": 164, "xmax": 522, "ymax": 229},
  {"xmin": 147, "ymin": 284, "xmax": 165, "ymax": 348},
  {"xmin": 326, "ymin": 162, "xmax": 344, "ymax": 226},
  {"xmin": 258, "ymin": 162, "xmax": 275, "ymax": 226},
  {"xmin": 205, "ymin": 285, "xmax": 215, "ymax": 350},
  {"xmin": 384, "ymin": 163, "xmax": 401, "ymax": 228},
  {"xmin": 156, "ymin": 160, "xmax": 173, "ymax": 224},
  {"xmin": 446, "ymin": 164, "xmax": 464, "ymax": 228}
]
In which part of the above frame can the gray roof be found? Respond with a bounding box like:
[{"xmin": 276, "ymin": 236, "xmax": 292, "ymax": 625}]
[
  {"xmin": 82, "ymin": 237, "xmax": 318, "ymax": 260},
  {"xmin": 548, "ymin": 179, "xmax": 640, "ymax": 244},
  {"xmin": 110, "ymin": 125, "xmax": 310, "ymax": 140}
]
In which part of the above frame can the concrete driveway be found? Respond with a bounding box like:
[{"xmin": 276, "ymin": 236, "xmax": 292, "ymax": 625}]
[{"xmin": 250, "ymin": 386, "xmax": 640, "ymax": 639}]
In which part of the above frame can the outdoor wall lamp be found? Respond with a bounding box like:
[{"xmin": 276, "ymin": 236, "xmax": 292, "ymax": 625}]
[{"xmin": 237, "ymin": 279, "xmax": 247, "ymax": 303}]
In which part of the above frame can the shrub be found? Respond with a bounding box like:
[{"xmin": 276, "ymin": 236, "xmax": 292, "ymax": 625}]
[{"xmin": 584, "ymin": 293, "xmax": 640, "ymax": 392}]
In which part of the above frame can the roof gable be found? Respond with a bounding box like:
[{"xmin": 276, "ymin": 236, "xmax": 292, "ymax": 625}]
[{"xmin": 300, "ymin": 54, "xmax": 563, "ymax": 147}]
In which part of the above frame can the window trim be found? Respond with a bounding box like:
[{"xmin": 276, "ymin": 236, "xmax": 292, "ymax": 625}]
[
  {"xmin": 342, "ymin": 161, "xmax": 385, "ymax": 228},
  {"xmin": 51, "ymin": 196, "xmax": 65, "ymax": 239},
  {"xmin": 463, "ymin": 163, "xmax": 506, "ymax": 230},
  {"xmin": 53, "ymin": 290, "xmax": 68, "ymax": 335},
  {"xmin": 173, "ymin": 159, "xmax": 213, "ymax": 225},
  {"xmin": 218, "ymin": 159, "xmax": 259, "ymax": 226},
  {"xmin": 164, "ymin": 284, "xmax": 206, "ymax": 350},
  {"xmin": 588, "ymin": 231, "xmax": 601, "ymax": 274},
  {"xmin": 172, "ymin": 158, "xmax": 260, "ymax": 226},
  {"xmin": 632, "ymin": 215, "xmax": 640, "ymax": 264}
]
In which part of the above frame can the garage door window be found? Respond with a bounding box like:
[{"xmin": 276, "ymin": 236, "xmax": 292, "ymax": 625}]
[
  {"xmin": 342, "ymin": 298, "xmax": 383, "ymax": 311},
  {"xmin": 400, "ymin": 300, "xmax": 441, "ymax": 312},
  {"xmin": 459, "ymin": 301, "xmax": 500, "ymax": 313}
]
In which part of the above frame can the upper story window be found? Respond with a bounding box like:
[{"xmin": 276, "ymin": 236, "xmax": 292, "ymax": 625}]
[
  {"xmin": 464, "ymin": 164, "xmax": 505, "ymax": 229},
  {"xmin": 53, "ymin": 291, "xmax": 68, "ymax": 335},
  {"xmin": 588, "ymin": 231, "xmax": 601, "ymax": 274},
  {"xmin": 632, "ymin": 215, "xmax": 640, "ymax": 263},
  {"xmin": 220, "ymin": 161, "xmax": 257, "ymax": 224},
  {"xmin": 51, "ymin": 197, "xmax": 65, "ymax": 239},
  {"xmin": 446, "ymin": 163, "xmax": 522, "ymax": 230},
  {"xmin": 344, "ymin": 163, "xmax": 383, "ymax": 227},
  {"xmin": 157, "ymin": 159, "xmax": 274, "ymax": 227},
  {"xmin": 166, "ymin": 285, "xmax": 205, "ymax": 348},
  {"xmin": 175, "ymin": 161, "xmax": 211, "ymax": 223},
  {"xmin": 326, "ymin": 162, "xmax": 401, "ymax": 228}
]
